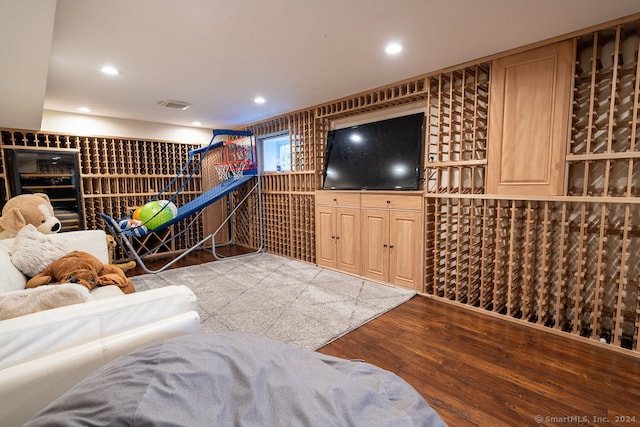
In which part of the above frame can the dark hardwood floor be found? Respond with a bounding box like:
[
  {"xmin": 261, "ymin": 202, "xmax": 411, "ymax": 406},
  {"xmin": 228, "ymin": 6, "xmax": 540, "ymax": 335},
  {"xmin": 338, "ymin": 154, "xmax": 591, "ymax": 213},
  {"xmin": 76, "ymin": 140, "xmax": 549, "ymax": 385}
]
[
  {"xmin": 320, "ymin": 296, "xmax": 640, "ymax": 426},
  {"xmin": 127, "ymin": 249, "xmax": 640, "ymax": 427}
]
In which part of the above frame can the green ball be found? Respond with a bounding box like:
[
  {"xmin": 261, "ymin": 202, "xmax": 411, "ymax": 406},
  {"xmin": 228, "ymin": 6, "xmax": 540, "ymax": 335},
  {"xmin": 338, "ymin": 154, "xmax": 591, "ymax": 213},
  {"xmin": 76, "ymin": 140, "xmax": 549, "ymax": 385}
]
[{"xmin": 139, "ymin": 200, "xmax": 176, "ymax": 230}]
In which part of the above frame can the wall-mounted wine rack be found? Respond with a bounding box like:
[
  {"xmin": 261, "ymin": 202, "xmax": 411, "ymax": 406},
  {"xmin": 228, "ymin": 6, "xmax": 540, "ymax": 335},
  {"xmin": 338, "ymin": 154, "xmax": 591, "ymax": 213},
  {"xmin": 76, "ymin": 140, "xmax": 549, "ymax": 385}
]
[
  {"xmin": 425, "ymin": 64, "xmax": 489, "ymax": 194},
  {"xmin": 0, "ymin": 131, "xmax": 202, "ymax": 260},
  {"xmin": 425, "ymin": 196, "xmax": 639, "ymax": 350}
]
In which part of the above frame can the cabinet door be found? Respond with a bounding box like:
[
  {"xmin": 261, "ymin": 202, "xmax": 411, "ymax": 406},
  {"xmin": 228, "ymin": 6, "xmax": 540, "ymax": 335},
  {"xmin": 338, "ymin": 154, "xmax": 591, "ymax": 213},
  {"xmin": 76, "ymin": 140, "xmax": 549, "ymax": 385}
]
[
  {"xmin": 361, "ymin": 209, "xmax": 389, "ymax": 282},
  {"xmin": 487, "ymin": 40, "xmax": 573, "ymax": 196},
  {"xmin": 6, "ymin": 149, "xmax": 84, "ymax": 231},
  {"xmin": 316, "ymin": 206, "xmax": 336, "ymax": 268},
  {"xmin": 335, "ymin": 207, "xmax": 361, "ymax": 274},
  {"xmin": 389, "ymin": 210, "xmax": 423, "ymax": 290}
]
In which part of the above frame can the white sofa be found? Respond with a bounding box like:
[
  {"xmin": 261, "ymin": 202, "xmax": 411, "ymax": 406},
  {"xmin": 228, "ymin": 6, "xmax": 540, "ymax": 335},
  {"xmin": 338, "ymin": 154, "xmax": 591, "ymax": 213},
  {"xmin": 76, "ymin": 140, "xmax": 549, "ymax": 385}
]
[{"xmin": 0, "ymin": 229, "xmax": 201, "ymax": 426}]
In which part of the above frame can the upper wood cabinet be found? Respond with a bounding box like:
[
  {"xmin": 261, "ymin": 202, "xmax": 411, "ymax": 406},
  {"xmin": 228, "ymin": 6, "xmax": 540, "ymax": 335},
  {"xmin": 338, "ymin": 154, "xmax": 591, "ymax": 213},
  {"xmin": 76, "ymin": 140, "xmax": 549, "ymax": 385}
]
[{"xmin": 486, "ymin": 40, "xmax": 574, "ymax": 196}]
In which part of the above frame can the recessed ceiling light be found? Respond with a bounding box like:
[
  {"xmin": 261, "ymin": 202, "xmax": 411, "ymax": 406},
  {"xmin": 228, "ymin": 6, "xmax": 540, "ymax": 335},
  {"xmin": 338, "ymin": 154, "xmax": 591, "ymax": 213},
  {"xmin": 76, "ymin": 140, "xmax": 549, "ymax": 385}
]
[
  {"xmin": 77, "ymin": 107, "xmax": 91, "ymax": 113},
  {"xmin": 101, "ymin": 65, "xmax": 120, "ymax": 75},
  {"xmin": 192, "ymin": 121, "xmax": 202, "ymax": 126},
  {"xmin": 385, "ymin": 42, "xmax": 403, "ymax": 55},
  {"xmin": 254, "ymin": 96, "xmax": 266, "ymax": 104}
]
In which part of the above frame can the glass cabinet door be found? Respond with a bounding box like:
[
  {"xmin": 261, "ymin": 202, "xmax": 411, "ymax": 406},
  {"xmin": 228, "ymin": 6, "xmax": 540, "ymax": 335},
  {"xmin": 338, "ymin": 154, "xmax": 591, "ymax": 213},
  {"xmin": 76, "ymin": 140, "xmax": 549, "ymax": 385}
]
[{"xmin": 6, "ymin": 149, "xmax": 84, "ymax": 231}]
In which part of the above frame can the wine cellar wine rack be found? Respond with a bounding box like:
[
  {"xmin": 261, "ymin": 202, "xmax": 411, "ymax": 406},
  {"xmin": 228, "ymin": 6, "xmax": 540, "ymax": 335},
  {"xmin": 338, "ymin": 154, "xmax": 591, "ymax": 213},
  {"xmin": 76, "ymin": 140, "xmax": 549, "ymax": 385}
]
[
  {"xmin": 419, "ymin": 17, "xmax": 640, "ymax": 353},
  {"xmin": 244, "ymin": 111, "xmax": 317, "ymax": 264},
  {"xmin": 0, "ymin": 131, "xmax": 202, "ymax": 260},
  {"xmin": 1, "ymin": 13, "xmax": 639, "ymax": 354},
  {"xmin": 424, "ymin": 197, "xmax": 640, "ymax": 349},
  {"xmin": 425, "ymin": 64, "xmax": 489, "ymax": 194},
  {"xmin": 568, "ymin": 22, "xmax": 640, "ymax": 198}
]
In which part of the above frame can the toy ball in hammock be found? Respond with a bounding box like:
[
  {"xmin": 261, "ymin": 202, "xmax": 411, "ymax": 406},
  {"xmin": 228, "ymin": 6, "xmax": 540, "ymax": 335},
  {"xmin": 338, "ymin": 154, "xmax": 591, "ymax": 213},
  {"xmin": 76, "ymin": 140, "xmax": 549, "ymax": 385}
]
[
  {"xmin": 139, "ymin": 200, "xmax": 178, "ymax": 230},
  {"xmin": 118, "ymin": 200, "xmax": 177, "ymax": 235}
]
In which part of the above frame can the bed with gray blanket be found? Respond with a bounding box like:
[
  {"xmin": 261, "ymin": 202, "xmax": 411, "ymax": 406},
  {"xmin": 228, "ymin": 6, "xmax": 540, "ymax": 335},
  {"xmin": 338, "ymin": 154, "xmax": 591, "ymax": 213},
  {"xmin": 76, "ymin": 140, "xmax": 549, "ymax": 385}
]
[{"xmin": 25, "ymin": 333, "xmax": 446, "ymax": 426}]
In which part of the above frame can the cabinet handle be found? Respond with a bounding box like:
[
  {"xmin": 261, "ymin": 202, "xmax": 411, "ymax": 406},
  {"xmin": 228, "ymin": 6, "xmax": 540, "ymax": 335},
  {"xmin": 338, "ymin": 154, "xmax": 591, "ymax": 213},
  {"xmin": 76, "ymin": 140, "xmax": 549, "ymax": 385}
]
[
  {"xmin": 389, "ymin": 245, "xmax": 394, "ymax": 249},
  {"xmin": 333, "ymin": 198, "xmax": 337, "ymax": 202},
  {"xmin": 335, "ymin": 236, "xmax": 340, "ymax": 240},
  {"xmin": 386, "ymin": 200, "xmax": 391, "ymax": 204},
  {"xmin": 331, "ymin": 236, "xmax": 336, "ymax": 239},
  {"xmin": 383, "ymin": 244, "xmax": 388, "ymax": 247}
]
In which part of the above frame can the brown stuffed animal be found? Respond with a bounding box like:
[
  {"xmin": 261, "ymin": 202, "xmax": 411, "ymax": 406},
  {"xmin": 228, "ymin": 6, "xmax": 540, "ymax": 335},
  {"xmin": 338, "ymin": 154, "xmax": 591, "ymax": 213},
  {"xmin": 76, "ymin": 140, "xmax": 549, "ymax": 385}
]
[
  {"xmin": 26, "ymin": 251, "xmax": 136, "ymax": 294},
  {"xmin": 0, "ymin": 193, "xmax": 61, "ymax": 239},
  {"xmin": 105, "ymin": 234, "xmax": 137, "ymax": 272}
]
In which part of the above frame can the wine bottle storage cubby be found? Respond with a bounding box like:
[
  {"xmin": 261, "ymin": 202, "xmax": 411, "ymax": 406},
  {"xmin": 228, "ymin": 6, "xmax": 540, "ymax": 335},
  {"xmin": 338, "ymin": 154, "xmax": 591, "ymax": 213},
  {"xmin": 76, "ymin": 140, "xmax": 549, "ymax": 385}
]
[
  {"xmin": 290, "ymin": 111, "xmax": 315, "ymax": 172},
  {"xmin": 249, "ymin": 116, "xmax": 289, "ymax": 138},
  {"xmin": 315, "ymin": 118, "xmax": 329, "ymax": 176},
  {"xmin": 568, "ymin": 22, "xmax": 640, "ymax": 198},
  {"xmin": 81, "ymin": 176, "xmax": 200, "ymax": 198},
  {"xmin": 316, "ymin": 77, "xmax": 428, "ymax": 119},
  {"xmin": 289, "ymin": 193, "xmax": 315, "ymax": 263},
  {"xmin": 260, "ymin": 192, "xmax": 291, "ymax": 257},
  {"xmin": 0, "ymin": 131, "xmax": 80, "ymax": 150},
  {"xmin": 261, "ymin": 174, "xmax": 290, "ymax": 193},
  {"xmin": 289, "ymin": 172, "xmax": 316, "ymax": 193},
  {"xmin": 225, "ymin": 180, "xmax": 262, "ymax": 251},
  {"xmin": 425, "ymin": 64, "xmax": 489, "ymax": 194},
  {"xmin": 425, "ymin": 196, "xmax": 640, "ymax": 351}
]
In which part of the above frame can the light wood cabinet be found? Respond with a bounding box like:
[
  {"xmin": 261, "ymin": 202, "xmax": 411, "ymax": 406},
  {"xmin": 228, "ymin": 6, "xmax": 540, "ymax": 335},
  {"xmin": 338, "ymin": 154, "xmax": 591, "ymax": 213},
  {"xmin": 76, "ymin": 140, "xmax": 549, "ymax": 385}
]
[
  {"xmin": 361, "ymin": 195, "xmax": 423, "ymax": 290},
  {"xmin": 486, "ymin": 40, "xmax": 573, "ymax": 196},
  {"xmin": 315, "ymin": 192, "xmax": 361, "ymax": 275},
  {"xmin": 315, "ymin": 191, "xmax": 424, "ymax": 291}
]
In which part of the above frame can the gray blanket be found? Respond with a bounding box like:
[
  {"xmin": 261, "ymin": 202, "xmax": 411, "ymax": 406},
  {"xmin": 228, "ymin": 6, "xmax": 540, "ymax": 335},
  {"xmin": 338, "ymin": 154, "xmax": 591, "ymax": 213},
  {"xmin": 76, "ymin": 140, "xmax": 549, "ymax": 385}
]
[{"xmin": 26, "ymin": 333, "xmax": 446, "ymax": 426}]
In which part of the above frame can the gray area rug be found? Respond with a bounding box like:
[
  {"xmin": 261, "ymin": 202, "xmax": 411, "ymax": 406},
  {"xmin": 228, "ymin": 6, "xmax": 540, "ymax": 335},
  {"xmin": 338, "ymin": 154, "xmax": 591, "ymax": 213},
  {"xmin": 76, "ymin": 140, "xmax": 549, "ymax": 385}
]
[{"xmin": 131, "ymin": 253, "xmax": 415, "ymax": 350}]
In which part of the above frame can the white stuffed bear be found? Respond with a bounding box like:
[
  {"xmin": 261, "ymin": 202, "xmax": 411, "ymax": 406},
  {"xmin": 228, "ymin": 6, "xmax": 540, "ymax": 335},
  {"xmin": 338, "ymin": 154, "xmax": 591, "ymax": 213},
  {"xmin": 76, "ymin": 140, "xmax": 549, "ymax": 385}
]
[{"xmin": 9, "ymin": 224, "xmax": 70, "ymax": 277}]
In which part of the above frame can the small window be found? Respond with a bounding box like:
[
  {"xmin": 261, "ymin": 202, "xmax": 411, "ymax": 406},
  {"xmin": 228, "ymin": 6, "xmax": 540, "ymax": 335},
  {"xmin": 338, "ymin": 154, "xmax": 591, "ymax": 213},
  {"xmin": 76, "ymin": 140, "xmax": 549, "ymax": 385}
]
[{"xmin": 260, "ymin": 134, "xmax": 291, "ymax": 173}]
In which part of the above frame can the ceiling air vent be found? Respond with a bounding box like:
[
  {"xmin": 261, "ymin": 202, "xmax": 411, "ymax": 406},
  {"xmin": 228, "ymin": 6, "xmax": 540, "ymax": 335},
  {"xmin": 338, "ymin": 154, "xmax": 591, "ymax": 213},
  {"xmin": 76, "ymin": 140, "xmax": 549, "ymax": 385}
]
[{"xmin": 157, "ymin": 100, "xmax": 192, "ymax": 110}]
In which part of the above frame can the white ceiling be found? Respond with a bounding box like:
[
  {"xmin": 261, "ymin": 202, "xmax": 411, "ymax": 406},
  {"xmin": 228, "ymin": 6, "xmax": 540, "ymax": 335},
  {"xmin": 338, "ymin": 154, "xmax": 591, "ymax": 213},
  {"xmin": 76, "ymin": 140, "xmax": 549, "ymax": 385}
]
[{"xmin": 3, "ymin": 0, "xmax": 640, "ymax": 131}]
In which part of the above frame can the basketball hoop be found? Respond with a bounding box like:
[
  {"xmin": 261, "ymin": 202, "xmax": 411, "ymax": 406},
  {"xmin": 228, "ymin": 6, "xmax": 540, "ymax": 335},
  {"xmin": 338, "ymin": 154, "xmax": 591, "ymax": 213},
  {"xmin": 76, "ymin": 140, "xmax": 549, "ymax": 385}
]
[
  {"xmin": 214, "ymin": 164, "xmax": 229, "ymax": 181},
  {"xmin": 213, "ymin": 160, "xmax": 247, "ymax": 181},
  {"xmin": 228, "ymin": 161, "xmax": 246, "ymax": 179},
  {"xmin": 211, "ymin": 135, "xmax": 256, "ymax": 182}
]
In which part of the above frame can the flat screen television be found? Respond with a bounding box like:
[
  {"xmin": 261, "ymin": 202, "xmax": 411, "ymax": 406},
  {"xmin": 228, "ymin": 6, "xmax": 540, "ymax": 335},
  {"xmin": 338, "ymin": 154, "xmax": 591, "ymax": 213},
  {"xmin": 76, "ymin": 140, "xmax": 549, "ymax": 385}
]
[{"xmin": 322, "ymin": 112, "xmax": 425, "ymax": 190}]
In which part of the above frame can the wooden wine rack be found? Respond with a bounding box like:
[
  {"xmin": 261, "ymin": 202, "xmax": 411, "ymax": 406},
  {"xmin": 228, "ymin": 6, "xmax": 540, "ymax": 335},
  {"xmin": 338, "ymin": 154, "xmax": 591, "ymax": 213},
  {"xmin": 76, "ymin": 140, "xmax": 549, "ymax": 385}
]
[
  {"xmin": 234, "ymin": 113, "xmax": 318, "ymax": 264},
  {"xmin": 568, "ymin": 22, "xmax": 640, "ymax": 198},
  {"xmin": 0, "ymin": 130, "xmax": 202, "ymax": 261},
  {"xmin": 425, "ymin": 64, "xmax": 489, "ymax": 194},
  {"xmin": 425, "ymin": 196, "xmax": 640, "ymax": 350},
  {"xmin": 315, "ymin": 77, "xmax": 428, "ymax": 119}
]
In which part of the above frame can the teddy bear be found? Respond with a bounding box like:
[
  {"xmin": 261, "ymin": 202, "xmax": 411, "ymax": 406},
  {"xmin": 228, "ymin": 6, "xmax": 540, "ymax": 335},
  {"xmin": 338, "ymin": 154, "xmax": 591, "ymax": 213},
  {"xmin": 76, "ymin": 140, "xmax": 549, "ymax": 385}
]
[
  {"xmin": 105, "ymin": 234, "xmax": 137, "ymax": 272},
  {"xmin": 0, "ymin": 193, "xmax": 61, "ymax": 239},
  {"xmin": 26, "ymin": 250, "xmax": 136, "ymax": 294}
]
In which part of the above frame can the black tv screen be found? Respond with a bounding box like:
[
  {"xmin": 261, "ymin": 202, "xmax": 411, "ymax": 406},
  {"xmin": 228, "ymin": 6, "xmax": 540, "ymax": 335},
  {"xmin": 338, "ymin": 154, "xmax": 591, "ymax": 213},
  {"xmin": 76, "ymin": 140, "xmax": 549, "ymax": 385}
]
[{"xmin": 322, "ymin": 112, "xmax": 425, "ymax": 190}]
